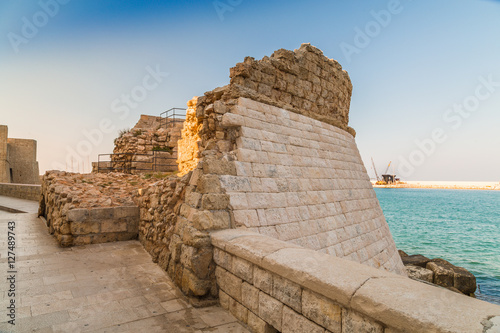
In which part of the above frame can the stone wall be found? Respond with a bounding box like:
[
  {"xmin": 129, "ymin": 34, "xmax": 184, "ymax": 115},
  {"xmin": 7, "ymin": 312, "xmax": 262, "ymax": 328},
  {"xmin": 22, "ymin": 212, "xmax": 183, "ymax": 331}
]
[
  {"xmin": 0, "ymin": 125, "xmax": 40, "ymax": 184},
  {"xmin": 0, "ymin": 183, "xmax": 41, "ymax": 201},
  {"xmin": 134, "ymin": 172, "xmax": 220, "ymax": 303},
  {"xmin": 219, "ymin": 97, "xmax": 404, "ymax": 274},
  {"xmin": 111, "ymin": 115, "xmax": 182, "ymax": 173},
  {"xmin": 177, "ymin": 98, "xmax": 202, "ymax": 176},
  {"xmin": 212, "ymin": 229, "xmax": 500, "ymax": 333},
  {"xmin": 229, "ymin": 44, "xmax": 354, "ymax": 135},
  {"xmin": 0, "ymin": 125, "xmax": 9, "ymax": 183},
  {"xmin": 175, "ymin": 65, "xmax": 404, "ymax": 275},
  {"xmin": 39, "ymin": 171, "xmax": 148, "ymax": 246}
]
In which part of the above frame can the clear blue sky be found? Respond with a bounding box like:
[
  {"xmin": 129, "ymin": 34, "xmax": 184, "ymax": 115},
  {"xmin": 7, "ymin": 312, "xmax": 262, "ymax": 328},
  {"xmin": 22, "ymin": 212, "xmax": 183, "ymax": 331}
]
[{"xmin": 1, "ymin": 0, "xmax": 499, "ymax": 181}]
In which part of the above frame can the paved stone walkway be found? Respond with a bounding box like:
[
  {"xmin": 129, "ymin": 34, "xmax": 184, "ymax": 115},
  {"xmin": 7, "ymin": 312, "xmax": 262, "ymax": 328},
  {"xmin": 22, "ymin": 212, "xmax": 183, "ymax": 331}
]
[{"xmin": 0, "ymin": 196, "xmax": 249, "ymax": 332}]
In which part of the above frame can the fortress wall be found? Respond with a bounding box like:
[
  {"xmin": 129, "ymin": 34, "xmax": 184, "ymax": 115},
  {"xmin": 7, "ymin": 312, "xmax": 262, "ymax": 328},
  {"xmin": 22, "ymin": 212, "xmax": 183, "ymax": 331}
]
[
  {"xmin": 220, "ymin": 97, "xmax": 404, "ymax": 274},
  {"xmin": 0, "ymin": 125, "xmax": 10, "ymax": 183},
  {"xmin": 7, "ymin": 138, "xmax": 40, "ymax": 184},
  {"xmin": 170, "ymin": 44, "xmax": 405, "ymax": 277}
]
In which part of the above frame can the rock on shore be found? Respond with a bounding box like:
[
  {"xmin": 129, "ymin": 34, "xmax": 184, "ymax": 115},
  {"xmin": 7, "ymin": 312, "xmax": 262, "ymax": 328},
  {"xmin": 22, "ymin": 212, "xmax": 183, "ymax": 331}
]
[{"xmin": 399, "ymin": 251, "xmax": 477, "ymax": 296}]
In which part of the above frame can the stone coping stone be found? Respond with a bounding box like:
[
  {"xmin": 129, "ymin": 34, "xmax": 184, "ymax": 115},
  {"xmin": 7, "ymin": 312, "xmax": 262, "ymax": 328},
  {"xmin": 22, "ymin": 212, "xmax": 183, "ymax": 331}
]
[{"xmin": 211, "ymin": 229, "xmax": 500, "ymax": 333}]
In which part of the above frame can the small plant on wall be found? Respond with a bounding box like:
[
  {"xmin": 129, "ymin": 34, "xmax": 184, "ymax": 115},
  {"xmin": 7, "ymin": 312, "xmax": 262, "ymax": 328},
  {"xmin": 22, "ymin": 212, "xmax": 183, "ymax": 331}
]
[{"xmin": 152, "ymin": 146, "xmax": 173, "ymax": 153}]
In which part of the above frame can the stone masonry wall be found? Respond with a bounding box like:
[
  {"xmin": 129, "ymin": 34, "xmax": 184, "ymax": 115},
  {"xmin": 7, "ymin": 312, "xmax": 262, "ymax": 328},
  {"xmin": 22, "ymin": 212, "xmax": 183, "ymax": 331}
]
[
  {"xmin": 178, "ymin": 87, "xmax": 404, "ymax": 274},
  {"xmin": 212, "ymin": 229, "xmax": 500, "ymax": 333},
  {"xmin": 220, "ymin": 97, "xmax": 405, "ymax": 274}
]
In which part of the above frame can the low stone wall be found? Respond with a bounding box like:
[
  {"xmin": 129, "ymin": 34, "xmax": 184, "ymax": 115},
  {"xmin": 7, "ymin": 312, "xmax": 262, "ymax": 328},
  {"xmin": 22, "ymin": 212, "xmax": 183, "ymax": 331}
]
[
  {"xmin": 0, "ymin": 182, "xmax": 41, "ymax": 201},
  {"xmin": 64, "ymin": 206, "xmax": 139, "ymax": 246},
  {"xmin": 212, "ymin": 229, "xmax": 500, "ymax": 333},
  {"xmin": 39, "ymin": 171, "xmax": 149, "ymax": 246}
]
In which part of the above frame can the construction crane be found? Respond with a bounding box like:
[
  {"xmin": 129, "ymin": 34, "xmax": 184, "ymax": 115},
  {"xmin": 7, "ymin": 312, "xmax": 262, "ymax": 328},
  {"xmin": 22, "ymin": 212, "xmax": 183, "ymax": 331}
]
[
  {"xmin": 384, "ymin": 161, "xmax": 392, "ymax": 174},
  {"xmin": 371, "ymin": 158, "xmax": 381, "ymax": 182}
]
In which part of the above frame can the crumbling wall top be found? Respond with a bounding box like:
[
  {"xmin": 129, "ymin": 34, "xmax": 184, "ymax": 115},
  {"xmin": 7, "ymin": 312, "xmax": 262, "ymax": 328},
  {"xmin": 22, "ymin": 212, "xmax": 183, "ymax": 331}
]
[{"xmin": 227, "ymin": 43, "xmax": 354, "ymax": 135}]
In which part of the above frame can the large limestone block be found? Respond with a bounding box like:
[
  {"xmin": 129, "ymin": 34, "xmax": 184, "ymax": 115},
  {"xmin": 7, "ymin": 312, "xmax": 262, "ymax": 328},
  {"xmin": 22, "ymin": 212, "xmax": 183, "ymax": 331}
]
[{"xmin": 281, "ymin": 306, "xmax": 325, "ymax": 333}]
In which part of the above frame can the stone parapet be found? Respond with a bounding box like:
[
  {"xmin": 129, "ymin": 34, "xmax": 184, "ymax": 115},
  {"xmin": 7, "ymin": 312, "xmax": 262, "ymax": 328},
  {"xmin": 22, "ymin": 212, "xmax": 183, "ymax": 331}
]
[{"xmin": 212, "ymin": 229, "xmax": 500, "ymax": 333}]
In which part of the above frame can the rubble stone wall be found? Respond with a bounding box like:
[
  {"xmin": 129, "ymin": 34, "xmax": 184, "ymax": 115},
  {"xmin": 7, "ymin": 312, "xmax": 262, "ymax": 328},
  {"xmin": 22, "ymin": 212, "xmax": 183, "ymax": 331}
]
[
  {"xmin": 111, "ymin": 114, "xmax": 182, "ymax": 173},
  {"xmin": 229, "ymin": 44, "xmax": 354, "ymax": 134},
  {"xmin": 39, "ymin": 171, "xmax": 147, "ymax": 247},
  {"xmin": 134, "ymin": 172, "xmax": 220, "ymax": 303}
]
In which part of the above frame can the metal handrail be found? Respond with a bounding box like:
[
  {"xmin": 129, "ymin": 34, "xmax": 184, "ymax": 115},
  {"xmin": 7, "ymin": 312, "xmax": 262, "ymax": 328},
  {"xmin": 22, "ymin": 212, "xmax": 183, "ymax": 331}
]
[
  {"xmin": 97, "ymin": 151, "xmax": 177, "ymax": 173},
  {"xmin": 160, "ymin": 108, "xmax": 186, "ymax": 128}
]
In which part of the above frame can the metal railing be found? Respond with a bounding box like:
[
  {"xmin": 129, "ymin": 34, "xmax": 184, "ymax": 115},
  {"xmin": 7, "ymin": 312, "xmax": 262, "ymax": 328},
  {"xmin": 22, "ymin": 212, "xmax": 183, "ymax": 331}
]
[
  {"xmin": 160, "ymin": 108, "xmax": 186, "ymax": 129},
  {"xmin": 97, "ymin": 151, "xmax": 177, "ymax": 174}
]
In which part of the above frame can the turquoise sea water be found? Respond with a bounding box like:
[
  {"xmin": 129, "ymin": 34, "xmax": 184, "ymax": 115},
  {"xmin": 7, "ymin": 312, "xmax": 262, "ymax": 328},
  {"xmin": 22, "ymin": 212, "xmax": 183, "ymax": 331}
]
[{"xmin": 375, "ymin": 188, "xmax": 500, "ymax": 302}]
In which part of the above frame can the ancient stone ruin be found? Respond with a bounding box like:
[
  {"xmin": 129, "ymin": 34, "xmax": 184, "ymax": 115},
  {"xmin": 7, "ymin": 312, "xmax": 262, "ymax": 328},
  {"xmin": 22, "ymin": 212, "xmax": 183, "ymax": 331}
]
[
  {"xmin": 39, "ymin": 44, "xmax": 500, "ymax": 332},
  {"xmin": 93, "ymin": 114, "xmax": 182, "ymax": 173},
  {"xmin": 0, "ymin": 124, "xmax": 40, "ymax": 184}
]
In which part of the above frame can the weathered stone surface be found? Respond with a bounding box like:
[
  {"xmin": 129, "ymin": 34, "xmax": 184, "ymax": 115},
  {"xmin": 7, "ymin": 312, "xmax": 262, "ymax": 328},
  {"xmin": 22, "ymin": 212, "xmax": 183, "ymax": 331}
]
[
  {"xmin": 254, "ymin": 266, "xmax": 273, "ymax": 295},
  {"xmin": 232, "ymin": 256, "xmax": 254, "ymax": 283},
  {"xmin": 229, "ymin": 297, "xmax": 248, "ymax": 324},
  {"xmin": 201, "ymin": 193, "xmax": 230, "ymax": 210},
  {"xmin": 247, "ymin": 310, "xmax": 277, "ymax": 333},
  {"xmin": 272, "ymin": 275, "xmax": 302, "ymax": 313},
  {"xmin": 397, "ymin": 250, "xmax": 408, "ymax": 258},
  {"xmin": 426, "ymin": 258, "xmax": 477, "ymax": 294},
  {"xmin": 70, "ymin": 221, "xmax": 100, "ymax": 235},
  {"xmin": 215, "ymin": 267, "xmax": 242, "ymax": 301},
  {"xmin": 351, "ymin": 273, "xmax": 500, "ymax": 333},
  {"xmin": 259, "ymin": 291, "xmax": 283, "ymax": 331},
  {"xmin": 282, "ymin": 306, "xmax": 325, "ymax": 333},
  {"xmin": 405, "ymin": 265, "xmax": 434, "ymax": 283},
  {"xmin": 426, "ymin": 260, "xmax": 455, "ymax": 288},
  {"xmin": 197, "ymin": 174, "xmax": 223, "ymax": 194},
  {"xmin": 453, "ymin": 265, "xmax": 477, "ymax": 295},
  {"xmin": 241, "ymin": 282, "xmax": 260, "ymax": 313},
  {"xmin": 192, "ymin": 210, "xmax": 230, "ymax": 230},
  {"xmin": 342, "ymin": 309, "xmax": 383, "ymax": 333},
  {"xmin": 302, "ymin": 289, "xmax": 341, "ymax": 332},
  {"xmin": 401, "ymin": 255, "xmax": 431, "ymax": 268}
]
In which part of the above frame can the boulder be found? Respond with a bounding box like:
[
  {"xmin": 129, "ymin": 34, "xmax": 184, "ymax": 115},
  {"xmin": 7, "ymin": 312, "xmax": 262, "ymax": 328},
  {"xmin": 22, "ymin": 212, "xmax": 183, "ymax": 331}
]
[
  {"xmin": 426, "ymin": 259, "xmax": 476, "ymax": 295},
  {"xmin": 398, "ymin": 249, "xmax": 408, "ymax": 258},
  {"xmin": 402, "ymin": 254, "xmax": 431, "ymax": 268},
  {"xmin": 405, "ymin": 265, "xmax": 433, "ymax": 283},
  {"xmin": 453, "ymin": 265, "xmax": 477, "ymax": 295},
  {"xmin": 426, "ymin": 259, "xmax": 455, "ymax": 288}
]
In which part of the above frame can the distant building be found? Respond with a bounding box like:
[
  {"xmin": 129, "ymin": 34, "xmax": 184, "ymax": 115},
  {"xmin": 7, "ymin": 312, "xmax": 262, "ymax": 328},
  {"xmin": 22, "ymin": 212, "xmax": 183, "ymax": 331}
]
[
  {"xmin": 381, "ymin": 174, "xmax": 395, "ymax": 184},
  {"xmin": 0, "ymin": 125, "xmax": 40, "ymax": 184}
]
